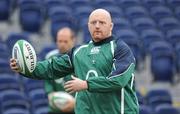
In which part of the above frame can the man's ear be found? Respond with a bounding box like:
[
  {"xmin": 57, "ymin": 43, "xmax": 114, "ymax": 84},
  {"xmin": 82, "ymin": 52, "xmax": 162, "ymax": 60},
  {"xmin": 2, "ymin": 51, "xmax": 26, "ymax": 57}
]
[{"xmin": 110, "ymin": 22, "xmax": 114, "ymax": 31}]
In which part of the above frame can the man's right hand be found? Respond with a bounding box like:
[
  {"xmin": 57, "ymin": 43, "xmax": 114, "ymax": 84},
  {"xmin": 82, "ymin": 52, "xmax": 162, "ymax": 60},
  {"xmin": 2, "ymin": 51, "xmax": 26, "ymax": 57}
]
[{"xmin": 10, "ymin": 58, "xmax": 21, "ymax": 73}]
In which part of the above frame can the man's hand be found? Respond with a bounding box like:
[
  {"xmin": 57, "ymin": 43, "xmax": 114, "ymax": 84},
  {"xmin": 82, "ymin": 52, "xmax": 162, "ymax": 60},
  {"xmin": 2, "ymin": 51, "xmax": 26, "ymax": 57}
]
[
  {"xmin": 9, "ymin": 58, "xmax": 21, "ymax": 73},
  {"xmin": 64, "ymin": 76, "xmax": 88, "ymax": 94}
]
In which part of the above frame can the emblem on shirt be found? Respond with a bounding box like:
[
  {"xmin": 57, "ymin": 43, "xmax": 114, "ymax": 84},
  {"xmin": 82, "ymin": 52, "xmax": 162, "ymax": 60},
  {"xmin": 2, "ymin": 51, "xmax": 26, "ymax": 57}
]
[{"xmin": 90, "ymin": 46, "xmax": 101, "ymax": 54}]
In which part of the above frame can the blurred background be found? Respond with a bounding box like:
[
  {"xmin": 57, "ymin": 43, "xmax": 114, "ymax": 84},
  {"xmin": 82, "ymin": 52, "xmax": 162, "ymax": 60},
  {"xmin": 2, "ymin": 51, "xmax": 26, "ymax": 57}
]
[{"xmin": 0, "ymin": 0, "xmax": 180, "ymax": 114}]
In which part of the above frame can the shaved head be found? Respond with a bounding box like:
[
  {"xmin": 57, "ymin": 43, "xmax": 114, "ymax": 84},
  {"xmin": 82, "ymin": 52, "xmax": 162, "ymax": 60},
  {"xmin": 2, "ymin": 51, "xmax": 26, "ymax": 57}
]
[
  {"xmin": 56, "ymin": 27, "xmax": 75, "ymax": 54},
  {"xmin": 88, "ymin": 9, "xmax": 113, "ymax": 42}
]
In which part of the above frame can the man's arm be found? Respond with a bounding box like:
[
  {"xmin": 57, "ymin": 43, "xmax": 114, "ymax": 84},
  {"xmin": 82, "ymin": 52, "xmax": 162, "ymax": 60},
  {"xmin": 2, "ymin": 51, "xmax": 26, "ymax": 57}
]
[
  {"xmin": 10, "ymin": 51, "xmax": 74, "ymax": 80},
  {"xmin": 64, "ymin": 39, "xmax": 136, "ymax": 93},
  {"xmin": 87, "ymin": 39, "xmax": 136, "ymax": 92}
]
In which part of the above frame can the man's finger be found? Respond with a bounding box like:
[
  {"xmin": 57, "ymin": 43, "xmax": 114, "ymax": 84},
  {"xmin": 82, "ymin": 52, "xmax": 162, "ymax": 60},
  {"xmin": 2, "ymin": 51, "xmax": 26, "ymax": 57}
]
[
  {"xmin": 65, "ymin": 87, "xmax": 74, "ymax": 93},
  {"xmin": 71, "ymin": 75, "xmax": 77, "ymax": 80},
  {"xmin": 64, "ymin": 83, "xmax": 73, "ymax": 89},
  {"xmin": 65, "ymin": 81, "xmax": 73, "ymax": 85}
]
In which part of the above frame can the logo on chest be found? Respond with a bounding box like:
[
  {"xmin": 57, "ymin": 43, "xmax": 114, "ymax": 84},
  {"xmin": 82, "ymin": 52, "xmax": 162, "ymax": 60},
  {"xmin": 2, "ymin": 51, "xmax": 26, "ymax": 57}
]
[{"xmin": 90, "ymin": 46, "xmax": 101, "ymax": 54}]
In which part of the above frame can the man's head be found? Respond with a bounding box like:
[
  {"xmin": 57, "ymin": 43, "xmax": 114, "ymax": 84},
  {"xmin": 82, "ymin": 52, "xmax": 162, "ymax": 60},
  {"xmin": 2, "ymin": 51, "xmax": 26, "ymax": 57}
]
[
  {"xmin": 88, "ymin": 9, "xmax": 113, "ymax": 42},
  {"xmin": 56, "ymin": 27, "xmax": 75, "ymax": 54}
]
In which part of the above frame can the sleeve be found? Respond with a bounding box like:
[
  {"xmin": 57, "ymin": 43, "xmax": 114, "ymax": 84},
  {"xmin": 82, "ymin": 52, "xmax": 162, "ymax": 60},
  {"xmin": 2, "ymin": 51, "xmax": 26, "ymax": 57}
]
[
  {"xmin": 87, "ymin": 39, "xmax": 136, "ymax": 92},
  {"xmin": 22, "ymin": 50, "xmax": 74, "ymax": 80},
  {"xmin": 44, "ymin": 80, "xmax": 54, "ymax": 94}
]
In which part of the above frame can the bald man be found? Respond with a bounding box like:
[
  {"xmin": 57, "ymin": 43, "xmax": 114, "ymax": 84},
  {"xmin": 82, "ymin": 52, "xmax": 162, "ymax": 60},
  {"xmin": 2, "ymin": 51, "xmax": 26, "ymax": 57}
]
[
  {"xmin": 44, "ymin": 27, "xmax": 75, "ymax": 114},
  {"xmin": 10, "ymin": 9, "xmax": 139, "ymax": 114}
]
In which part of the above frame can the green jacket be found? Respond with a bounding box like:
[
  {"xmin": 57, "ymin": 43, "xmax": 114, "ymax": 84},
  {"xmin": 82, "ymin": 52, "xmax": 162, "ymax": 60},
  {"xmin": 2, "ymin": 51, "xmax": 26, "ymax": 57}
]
[{"xmin": 25, "ymin": 36, "xmax": 139, "ymax": 114}]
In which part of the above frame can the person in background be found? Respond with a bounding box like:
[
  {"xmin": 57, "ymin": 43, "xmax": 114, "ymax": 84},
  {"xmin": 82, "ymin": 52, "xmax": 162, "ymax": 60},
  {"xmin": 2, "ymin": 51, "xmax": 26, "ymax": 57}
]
[{"xmin": 45, "ymin": 27, "xmax": 76, "ymax": 114}]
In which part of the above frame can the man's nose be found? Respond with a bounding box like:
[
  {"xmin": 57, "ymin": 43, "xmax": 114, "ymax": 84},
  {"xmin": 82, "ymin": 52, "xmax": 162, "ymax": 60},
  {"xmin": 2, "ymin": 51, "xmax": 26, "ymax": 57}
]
[{"xmin": 95, "ymin": 22, "xmax": 100, "ymax": 28}]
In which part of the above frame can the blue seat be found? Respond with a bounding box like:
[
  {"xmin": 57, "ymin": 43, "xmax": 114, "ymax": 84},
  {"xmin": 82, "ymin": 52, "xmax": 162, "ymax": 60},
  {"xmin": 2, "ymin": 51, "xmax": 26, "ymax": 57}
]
[
  {"xmin": 175, "ymin": 6, "xmax": 180, "ymax": 19},
  {"xmin": 166, "ymin": 29, "xmax": 180, "ymax": 46},
  {"xmin": 141, "ymin": 29, "xmax": 164, "ymax": 52},
  {"xmin": 141, "ymin": 0, "xmax": 165, "ymax": 9},
  {"xmin": 158, "ymin": 17, "xmax": 180, "ymax": 32},
  {"xmin": 6, "ymin": 32, "xmax": 30, "ymax": 51},
  {"xmin": 69, "ymin": 0, "xmax": 91, "ymax": 10},
  {"xmin": 28, "ymin": 88, "xmax": 47, "ymax": 100},
  {"xmin": 0, "ymin": 42, "xmax": 9, "ymax": 60},
  {"xmin": 0, "ymin": 74, "xmax": 20, "ymax": 91},
  {"xmin": 34, "ymin": 107, "xmax": 49, "ymax": 114},
  {"xmin": 22, "ymin": 78, "xmax": 44, "ymax": 94},
  {"xmin": 150, "ymin": 6, "xmax": 173, "ymax": 22},
  {"xmin": 113, "ymin": 18, "xmax": 131, "ymax": 34},
  {"xmin": 139, "ymin": 105, "xmax": 152, "ymax": 114},
  {"xmin": 146, "ymin": 89, "xmax": 172, "ymax": 109},
  {"xmin": 155, "ymin": 104, "xmax": 179, "ymax": 114},
  {"xmin": 0, "ymin": 60, "xmax": 13, "ymax": 74},
  {"xmin": 39, "ymin": 44, "xmax": 57, "ymax": 60},
  {"xmin": 175, "ymin": 44, "xmax": 180, "ymax": 73},
  {"xmin": 117, "ymin": 0, "xmax": 140, "ymax": 9},
  {"xmin": 48, "ymin": 6, "xmax": 72, "ymax": 18},
  {"xmin": 75, "ymin": 6, "xmax": 93, "ymax": 20},
  {"xmin": 0, "ymin": 0, "xmax": 11, "ymax": 21},
  {"xmin": 94, "ymin": 0, "xmax": 115, "ymax": 8},
  {"xmin": 3, "ymin": 108, "xmax": 30, "ymax": 114},
  {"xmin": 49, "ymin": 7, "xmax": 77, "ymax": 40},
  {"xmin": 19, "ymin": 0, "xmax": 45, "ymax": 33},
  {"xmin": 44, "ymin": 0, "xmax": 65, "ymax": 13},
  {"xmin": 82, "ymin": 24, "xmax": 91, "ymax": 43},
  {"xmin": 132, "ymin": 17, "xmax": 156, "ymax": 33},
  {"xmin": 150, "ymin": 41, "xmax": 175, "ymax": 83},
  {"xmin": 166, "ymin": 0, "xmax": 180, "ymax": 8},
  {"xmin": 125, "ymin": 6, "xmax": 148, "ymax": 19},
  {"xmin": 136, "ymin": 91, "xmax": 145, "ymax": 105},
  {"xmin": 103, "ymin": 6, "xmax": 123, "ymax": 18}
]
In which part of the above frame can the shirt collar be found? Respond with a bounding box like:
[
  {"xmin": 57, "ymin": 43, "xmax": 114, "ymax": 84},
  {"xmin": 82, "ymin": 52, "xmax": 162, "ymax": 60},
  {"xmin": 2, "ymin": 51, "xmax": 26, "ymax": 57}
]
[{"xmin": 92, "ymin": 36, "xmax": 114, "ymax": 46}]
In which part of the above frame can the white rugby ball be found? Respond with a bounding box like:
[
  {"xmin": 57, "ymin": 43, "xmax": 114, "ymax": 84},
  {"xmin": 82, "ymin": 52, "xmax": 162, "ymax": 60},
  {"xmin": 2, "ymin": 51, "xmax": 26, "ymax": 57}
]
[
  {"xmin": 49, "ymin": 92, "xmax": 75, "ymax": 111},
  {"xmin": 12, "ymin": 40, "xmax": 37, "ymax": 75}
]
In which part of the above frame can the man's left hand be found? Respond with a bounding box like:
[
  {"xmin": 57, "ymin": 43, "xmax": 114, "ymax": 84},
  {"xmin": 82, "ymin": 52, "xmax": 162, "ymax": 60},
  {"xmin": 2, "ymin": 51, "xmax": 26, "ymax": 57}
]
[{"xmin": 64, "ymin": 75, "xmax": 88, "ymax": 94}]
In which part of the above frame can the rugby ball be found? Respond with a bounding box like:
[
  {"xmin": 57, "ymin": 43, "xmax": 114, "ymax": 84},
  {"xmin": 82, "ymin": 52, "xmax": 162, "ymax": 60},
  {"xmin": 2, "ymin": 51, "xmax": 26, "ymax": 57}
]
[
  {"xmin": 49, "ymin": 92, "xmax": 75, "ymax": 111},
  {"xmin": 12, "ymin": 40, "xmax": 37, "ymax": 75}
]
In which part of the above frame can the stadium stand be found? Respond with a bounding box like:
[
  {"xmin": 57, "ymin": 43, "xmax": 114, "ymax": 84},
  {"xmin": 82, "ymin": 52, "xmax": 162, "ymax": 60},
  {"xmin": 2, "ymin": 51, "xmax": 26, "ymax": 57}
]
[{"xmin": 0, "ymin": 0, "xmax": 180, "ymax": 113}]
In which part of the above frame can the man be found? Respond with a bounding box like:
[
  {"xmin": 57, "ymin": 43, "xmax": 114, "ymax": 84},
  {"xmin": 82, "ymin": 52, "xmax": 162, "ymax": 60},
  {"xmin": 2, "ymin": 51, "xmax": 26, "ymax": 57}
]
[
  {"xmin": 45, "ymin": 27, "xmax": 75, "ymax": 114},
  {"xmin": 10, "ymin": 9, "xmax": 139, "ymax": 114}
]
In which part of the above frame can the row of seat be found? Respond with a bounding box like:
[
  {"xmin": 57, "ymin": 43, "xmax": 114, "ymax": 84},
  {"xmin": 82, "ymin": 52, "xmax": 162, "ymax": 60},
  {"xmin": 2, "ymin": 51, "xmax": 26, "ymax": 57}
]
[
  {"xmin": 0, "ymin": 73, "xmax": 48, "ymax": 114},
  {"xmin": 0, "ymin": 0, "xmax": 180, "ymax": 42}
]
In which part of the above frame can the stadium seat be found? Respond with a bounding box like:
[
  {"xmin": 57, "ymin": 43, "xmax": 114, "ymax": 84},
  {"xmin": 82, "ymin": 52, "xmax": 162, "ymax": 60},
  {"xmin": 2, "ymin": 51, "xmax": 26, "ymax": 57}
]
[
  {"xmin": 175, "ymin": 44, "xmax": 180, "ymax": 73},
  {"xmin": 49, "ymin": 7, "xmax": 77, "ymax": 40},
  {"xmin": 0, "ymin": 60, "xmax": 13, "ymax": 74},
  {"xmin": 34, "ymin": 107, "xmax": 49, "ymax": 114},
  {"xmin": 19, "ymin": 0, "xmax": 45, "ymax": 33},
  {"xmin": 125, "ymin": 6, "xmax": 148, "ymax": 19},
  {"xmin": 6, "ymin": 32, "xmax": 30, "ymax": 51},
  {"xmin": 166, "ymin": 0, "xmax": 180, "ymax": 8},
  {"xmin": 39, "ymin": 44, "xmax": 57, "ymax": 60},
  {"xmin": 141, "ymin": 0, "xmax": 165, "ymax": 9},
  {"xmin": 94, "ymin": 0, "xmax": 115, "ymax": 8},
  {"xmin": 132, "ymin": 17, "xmax": 156, "ymax": 33},
  {"xmin": 69, "ymin": 0, "xmax": 91, "ymax": 10},
  {"xmin": 0, "ymin": 0, "xmax": 12, "ymax": 21},
  {"xmin": 23, "ymin": 78, "xmax": 45, "ymax": 94},
  {"xmin": 113, "ymin": 18, "xmax": 131, "ymax": 34},
  {"xmin": 0, "ymin": 74, "xmax": 20, "ymax": 92},
  {"xmin": 149, "ymin": 41, "xmax": 175, "ymax": 83},
  {"xmin": 82, "ymin": 24, "xmax": 91, "ymax": 43},
  {"xmin": 48, "ymin": 6, "xmax": 72, "ymax": 18},
  {"xmin": 166, "ymin": 29, "xmax": 180, "ymax": 46},
  {"xmin": 44, "ymin": 0, "xmax": 66, "ymax": 13},
  {"xmin": 150, "ymin": 6, "xmax": 173, "ymax": 22},
  {"xmin": 158, "ymin": 17, "xmax": 180, "ymax": 32},
  {"xmin": 139, "ymin": 105, "xmax": 152, "ymax": 114},
  {"xmin": 155, "ymin": 104, "xmax": 179, "ymax": 114},
  {"xmin": 146, "ymin": 89, "xmax": 172, "ymax": 109},
  {"xmin": 136, "ymin": 91, "xmax": 145, "ymax": 105},
  {"xmin": 174, "ymin": 6, "xmax": 180, "ymax": 19},
  {"xmin": 0, "ymin": 42, "xmax": 9, "ymax": 60},
  {"xmin": 141, "ymin": 29, "xmax": 164, "ymax": 53},
  {"xmin": 102, "ymin": 6, "xmax": 123, "ymax": 18},
  {"xmin": 117, "ymin": 0, "xmax": 140, "ymax": 9},
  {"xmin": 75, "ymin": 6, "xmax": 94, "ymax": 21},
  {"xmin": 3, "ymin": 108, "xmax": 30, "ymax": 114}
]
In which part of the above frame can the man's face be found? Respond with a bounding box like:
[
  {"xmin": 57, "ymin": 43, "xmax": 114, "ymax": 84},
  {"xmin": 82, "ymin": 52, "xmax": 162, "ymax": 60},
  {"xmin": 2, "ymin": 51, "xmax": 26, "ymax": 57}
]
[
  {"xmin": 88, "ymin": 11, "xmax": 113, "ymax": 42},
  {"xmin": 56, "ymin": 30, "xmax": 74, "ymax": 54}
]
